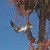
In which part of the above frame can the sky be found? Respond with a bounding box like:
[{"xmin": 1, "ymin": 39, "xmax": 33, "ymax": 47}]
[{"xmin": 0, "ymin": 0, "xmax": 50, "ymax": 50}]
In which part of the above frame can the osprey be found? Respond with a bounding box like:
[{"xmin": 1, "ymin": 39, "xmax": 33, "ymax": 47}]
[{"xmin": 11, "ymin": 21, "xmax": 33, "ymax": 33}]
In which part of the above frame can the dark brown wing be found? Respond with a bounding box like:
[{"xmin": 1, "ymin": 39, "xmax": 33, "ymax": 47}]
[{"xmin": 10, "ymin": 21, "xmax": 20, "ymax": 33}]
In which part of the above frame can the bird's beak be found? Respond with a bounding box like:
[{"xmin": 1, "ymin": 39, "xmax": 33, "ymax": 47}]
[
  {"xmin": 30, "ymin": 25, "xmax": 33, "ymax": 28},
  {"xmin": 28, "ymin": 24, "xmax": 33, "ymax": 28}
]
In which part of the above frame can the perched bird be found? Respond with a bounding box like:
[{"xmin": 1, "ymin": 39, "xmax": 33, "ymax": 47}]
[{"xmin": 11, "ymin": 21, "xmax": 33, "ymax": 33}]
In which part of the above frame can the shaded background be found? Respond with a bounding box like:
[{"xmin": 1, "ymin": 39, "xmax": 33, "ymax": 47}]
[{"xmin": 0, "ymin": 0, "xmax": 49, "ymax": 50}]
